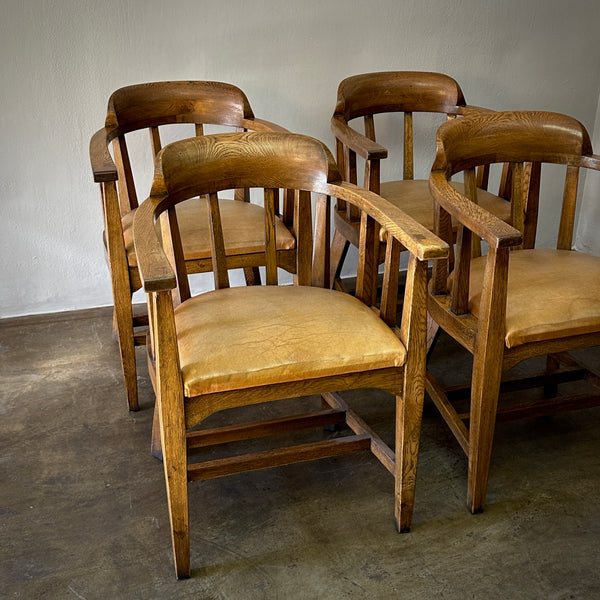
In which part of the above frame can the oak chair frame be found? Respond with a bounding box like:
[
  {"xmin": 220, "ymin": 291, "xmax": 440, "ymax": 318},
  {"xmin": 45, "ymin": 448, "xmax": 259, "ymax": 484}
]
[
  {"xmin": 322, "ymin": 71, "xmax": 509, "ymax": 295},
  {"xmin": 90, "ymin": 81, "xmax": 292, "ymax": 411},
  {"xmin": 427, "ymin": 110, "xmax": 600, "ymax": 513},
  {"xmin": 133, "ymin": 131, "xmax": 448, "ymax": 577}
]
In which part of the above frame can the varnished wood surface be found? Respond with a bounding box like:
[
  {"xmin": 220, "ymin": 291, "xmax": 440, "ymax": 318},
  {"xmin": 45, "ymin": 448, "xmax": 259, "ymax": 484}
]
[
  {"xmin": 327, "ymin": 71, "xmax": 504, "ymax": 293},
  {"xmin": 89, "ymin": 81, "xmax": 295, "ymax": 411},
  {"xmin": 427, "ymin": 110, "xmax": 600, "ymax": 513},
  {"xmin": 133, "ymin": 130, "xmax": 447, "ymax": 577}
]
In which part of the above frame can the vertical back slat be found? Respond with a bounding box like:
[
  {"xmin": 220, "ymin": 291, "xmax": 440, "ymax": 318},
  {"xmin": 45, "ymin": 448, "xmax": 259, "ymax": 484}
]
[
  {"xmin": 464, "ymin": 167, "xmax": 482, "ymax": 258},
  {"xmin": 347, "ymin": 147, "xmax": 357, "ymax": 184},
  {"xmin": 295, "ymin": 190, "xmax": 313, "ymax": 286},
  {"xmin": 510, "ymin": 162, "xmax": 525, "ymax": 249},
  {"xmin": 522, "ymin": 162, "xmax": 541, "ymax": 249},
  {"xmin": 163, "ymin": 207, "xmax": 191, "ymax": 305},
  {"xmin": 558, "ymin": 165, "xmax": 580, "ymax": 250},
  {"xmin": 450, "ymin": 224, "xmax": 472, "ymax": 316},
  {"xmin": 335, "ymin": 138, "xmax": 347, "ymax": 214},
  {"xmin": 431, "ymin": 202, "xmax": 452, "ymax": 295},
  {"xmin": 264, "ymin": 188, "xmax": 278, "ymax": 285},
  {"xmin": 364, "ymin": 114, "xmax": 376, "ymax": 141},
  {"xmin": 282, "ymin": 189, "xmax": 295, "ymax": 226},
  {"xmin": 234, "ymin": 187, "xmax": 251, "ymax": 203},
  {"xmin": 380, "ymin": 237, "xmax": 402, "ymax": 326},
  {"xmin": 206, "ymin": 193, "xmax": 230, "ymax": 289},
  {"xmin": 476, "ymin": 165, "xmax": 490, "ymax": 190},
  {"xmin": 403, "ymin": 112, "xmax": 414, "ymax": 180},
  {"xmin": 356, "ymin": 212, "xmax": 378, "ymax": 306},
  {"xmin": 346, "ymin": 148, "xmax": 360, "ymax": 221},
  {"xmin": 499, "ymin": 163, "xmax": 512, "ymax": 200},
  {"xmin": 312, "ymin": 194, "xmax": 331, "ymax": 288},
  {"xmin": 195, "ymin": 123, "xmax": 204, "ymax": 136},
  {"xmin": 149, "ymin": 126, "xmax": 162, "ymax": 157},
  {"xmin": 364, "ymin": 159, "xmax": 381, "ymax": 194},
  {"xmin": 113, "ymin": 136, "xmax": 138, "ymax": 213}
]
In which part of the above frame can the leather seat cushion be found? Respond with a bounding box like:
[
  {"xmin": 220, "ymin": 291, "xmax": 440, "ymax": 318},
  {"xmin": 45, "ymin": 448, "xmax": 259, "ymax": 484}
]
[
  {"xmin": 467, "ymin": 249, "xmax": 600, "ymax": 348},
  {"xmin": 123, "ymin": 197, "xmax": 296, "ymax": 267},
  {"xmin": 380, "ymin": 179, "xmax": 511, "ymax": 233},
  {"xmin": 175, "ymin": 285, "xmax": 407, "ymax": 397}
]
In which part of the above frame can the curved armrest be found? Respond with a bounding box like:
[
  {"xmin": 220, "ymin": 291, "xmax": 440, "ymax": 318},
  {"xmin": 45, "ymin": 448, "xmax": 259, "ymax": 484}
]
[
  {"xmin": 326, "ymin": 181, "xmax": 448, "ymax": 261},
  {"xmin": 331, "ymin": 115, "xmax": 388, "ymax": 161},
  {"xmin": 456, "ymin": 105, "xmax": 495, "ymax": 118},
  {"xmin": 429, "ymin": 171, "xmax": 521, "ymax": 249},
  {"xmin": 90, "ymin": 128, "xmax": 117, "ymax": 183},
  {"xmin": 132, "ymin": 197, "xmax": 177, "ymax": 292},
  {"xmin": 249, "ymin": 118, "xmax": 291, "ymax": 133},
  {"xmin": 580, "ymin": 153, "xmax": 600, "ymax": 171}
]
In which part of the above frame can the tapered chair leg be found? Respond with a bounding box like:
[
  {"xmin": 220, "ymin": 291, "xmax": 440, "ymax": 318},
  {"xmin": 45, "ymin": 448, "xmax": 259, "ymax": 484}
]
[
  {"xmin": 467, "ymin": 361, "xmax": 503, "ymax": 513},
  {"xmin": 394, "ymin": 390, "xmax": 425, "ymax": 532},
  {"xmin": 113, "ymin": 289, "xmax": 139, "ymax": 411},
  {"xmin": 162, "ymin": 434, "xmax": 190, "ymax": 579}
]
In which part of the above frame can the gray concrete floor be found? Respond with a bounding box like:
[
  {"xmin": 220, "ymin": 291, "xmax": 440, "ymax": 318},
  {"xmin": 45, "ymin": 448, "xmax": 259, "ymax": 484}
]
[{"xmin": 1, "ymin": 307, "xmax": 599, "ymax": 599}]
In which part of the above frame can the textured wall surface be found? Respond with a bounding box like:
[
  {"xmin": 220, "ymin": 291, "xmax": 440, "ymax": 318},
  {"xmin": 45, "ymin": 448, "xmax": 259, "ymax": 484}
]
[{"xmin": 1, "ymin": 0, "xmax": 600, "ymax": 317}]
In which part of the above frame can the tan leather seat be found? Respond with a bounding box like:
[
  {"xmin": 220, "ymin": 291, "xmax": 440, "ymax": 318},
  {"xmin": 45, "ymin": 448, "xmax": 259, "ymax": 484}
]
[
  {"xmin": 123, "ymin": 198, "xmax": 296, "ymax": 266},
  {"xmin": 466, "ymin": 249, "xmax": 600, "ymax": 348},
  {"xmin": 133, "ymin": 131, "xmax": 447, "ymax": 577},
  {"xmin": 377, "ymin": 180, "xmax": 512, "ymax": 243},
  {"xmin": 380, "ymin": 180, "xmax": 512, "ymax": 232},
  {"xmin": 176, "ymin": 285, "xmax": 407, "ymax": 396},
  {"xmin": 426, "ymin": 110, "xmax": 600, "ymax": 514}
]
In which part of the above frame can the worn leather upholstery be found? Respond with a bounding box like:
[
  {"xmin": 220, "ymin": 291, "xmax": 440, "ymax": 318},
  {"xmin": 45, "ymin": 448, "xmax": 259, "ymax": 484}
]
[
  {"xmin": 175, "ymin": 285, "xmax": 407, "ymax": 396},
  {"xmin": 467, "ymin": 249, "xmax": 600, "ymax": 348},
  {"xmin": 123, "ymin": 198, "xmax": 296, "ymax": 266}
]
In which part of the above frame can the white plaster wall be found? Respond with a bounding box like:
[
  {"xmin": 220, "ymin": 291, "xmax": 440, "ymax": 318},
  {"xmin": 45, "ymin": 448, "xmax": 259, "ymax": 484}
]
[{"xmin": 1, "ymin": 0, "xmax": 599, "ymax": 317}]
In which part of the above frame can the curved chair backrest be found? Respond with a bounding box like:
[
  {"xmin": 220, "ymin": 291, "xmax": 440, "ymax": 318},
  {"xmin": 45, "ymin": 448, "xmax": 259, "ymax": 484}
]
[
  {"xmin": 105, "ymin": 80, "xmax": 255, "ymax": 138},
  {"xmin": 426, "ymin": 109, "xmax": 600, "ymax": 515},
  {"xmin": 334, "ymin": 71, "xmax": 466, "ymax": 122},
  {"xmin": 433, "ymin": 110, "xmax": 592, "ymax": 174},
  {"xmin": 153, "ymin": 131, "xmax": 341, "ymax": 201},
  {"xmin": 102, "ymin": 80, "xmax": 279, "ymax": 215},
  {"xmin": 430, "ymin": 110, "xmax": 595, "ymax": 265}
]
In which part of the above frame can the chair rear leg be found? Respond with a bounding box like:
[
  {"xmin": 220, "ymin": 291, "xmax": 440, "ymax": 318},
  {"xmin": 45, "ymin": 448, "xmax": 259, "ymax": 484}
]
[
  {"xmin": 243, "ymin": 266, "xmax": 261, "ymax": 286},
  {"xmin": 113, "ymin": 288, "xmax": 139, "ymax": 411}
]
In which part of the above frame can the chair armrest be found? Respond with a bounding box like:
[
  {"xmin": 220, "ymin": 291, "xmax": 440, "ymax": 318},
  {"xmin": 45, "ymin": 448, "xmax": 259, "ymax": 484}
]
[
  {"xmin": 456, "ymin": 105, "xmax": 496, "ymax": 118},
  {"xmin": 580, "ymin": 153, "xmax": 600, "ymax": 171},
  {"xmin": 331, "ymin": 115, "xmax": 388, "ymax": 161},
  {"xmin": 328, "ymin": 181, "xmax": 449, "ymax": 261},
  {"xmin": 132, "ymin": 198, "xmax": 177, "ymax": 292},
  {"xmin": 249, "ymin": 118, "xmax": 291, "ymax": 133},
  {"xmin": 429, "ymin": 171, "xmax": 521, "ymax": 249},
  {"xmin": 90, "ymin": 128, "xmax": 118, "ymax": 183}
]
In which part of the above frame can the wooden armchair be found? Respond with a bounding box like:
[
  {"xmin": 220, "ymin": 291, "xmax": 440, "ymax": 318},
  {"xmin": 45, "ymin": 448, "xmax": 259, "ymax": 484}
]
[
  {"xmin": 89, "ymin": 81, "xmax": 293, "ymax": 411},
  {"xmin": 132, "ymin": 131, "xmax": 448, "ymax": 577},
  {"xmin": 323, "ymin": 71, "xmax": 511, "ymax": 294},
  {"xmin": 427, "ymin": 110, "xmax": 600, "ymax": 514}
]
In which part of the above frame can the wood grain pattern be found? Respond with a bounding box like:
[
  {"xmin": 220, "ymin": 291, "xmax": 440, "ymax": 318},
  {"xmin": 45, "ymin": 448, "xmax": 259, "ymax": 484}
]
[
  {"xmin": 427, "ymin": 110, "xmax": 600, "ymax": 513},
  {"xmin": 89, "ymin": 81, "xmax": 295, "ymax": 410},
  {"xmin": 328, "ymin": 71, "xmax": 506, "ymax": 291},
  {"xmin": 133, "ymin": 130, "xmax": 447, "ymax": 577}
]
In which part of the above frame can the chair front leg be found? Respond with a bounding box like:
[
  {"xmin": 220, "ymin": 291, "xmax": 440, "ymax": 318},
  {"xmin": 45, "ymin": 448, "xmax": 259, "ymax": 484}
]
[
  {"xmin": 467, "ymin": 246, "xmax": 508, "ymax": 513},
  {"xmin": 395, "ymin": 255, "xmax": 428, "ymax": 532},
  {"xmin": 154, "ymin": 291, "xmax": 190, "ymax": 578}
]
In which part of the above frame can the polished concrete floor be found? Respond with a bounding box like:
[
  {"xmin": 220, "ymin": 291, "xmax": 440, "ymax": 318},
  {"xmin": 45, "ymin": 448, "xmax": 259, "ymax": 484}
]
[{"xmin": 1, "ymin": 307, "xmax": 599, "ymax": 599}]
